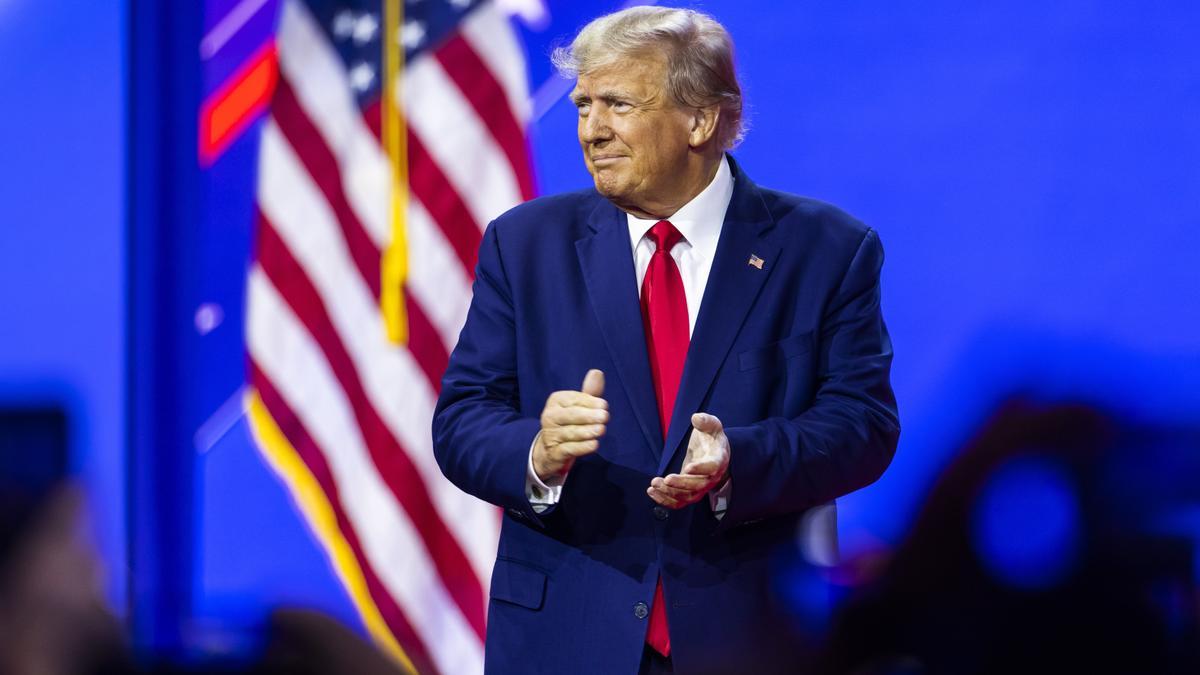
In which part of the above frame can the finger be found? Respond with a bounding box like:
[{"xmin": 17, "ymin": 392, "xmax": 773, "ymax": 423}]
[
  {"xmin": 691, "ymin": 412, "xmax": 723, "ymax": 434},
  {"xmin": 544, "ymin": 404, "xmax": 609, "ymax": 425},
  {"xmin": 545, "ymin": 423, "xmax": 607, "ymax": 443},
  {"xmin": 681, "ymin": 460, "xmax": 721, "ymax": 477},
  {"xmin": 663, "ymin": 473, "xmax": 712, "ymax": 491},
  {"xmin": 647, "ymin": 486, "xmax": 670, "ymax": 506},
  {"xmin": 649, "ymin": 476, "xmax": 695, "ymax": 501},
  {"xmin": 647, "ymin": 486, "xmax": 688, "ymax": 509},
  {"xmin": 581, "ymin": 369, "xmax": 605, "ymax": 397},
  {"xmin": 547, "ymin": 403, "xmax": 614, "ymax": 429},
  {"xmin": 647, "ymin": 486, "xmax": 682, "ymax": 508},
  {"xmin": 551, "ymin": 390, "xmax": 608, "ymax": 410},
  {"xmin": 553, "ymin": 440, "xmax": 600, "ymax": 458},
  {"xmin": 562, "ymin": 406, "xmax": 610, "ymax": 425}
]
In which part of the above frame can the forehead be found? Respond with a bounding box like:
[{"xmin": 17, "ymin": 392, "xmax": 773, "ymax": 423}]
[{"xmin": 572, "ymin": 51, "xmax": 669, "ymax": 97}]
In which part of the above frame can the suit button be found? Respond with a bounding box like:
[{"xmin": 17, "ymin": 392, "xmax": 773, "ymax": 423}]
[
  {"xmin": 653, "ymin": 506, "xmax": 668, "ymax": 521},
  {"xmin": 633, "ymin": 601, "xmax": 649, "ymax": 619}
]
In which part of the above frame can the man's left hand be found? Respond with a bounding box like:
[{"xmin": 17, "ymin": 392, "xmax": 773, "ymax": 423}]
[{"xmin": 647, "ymin": 412, "xmax": 730, "ymax": 509}]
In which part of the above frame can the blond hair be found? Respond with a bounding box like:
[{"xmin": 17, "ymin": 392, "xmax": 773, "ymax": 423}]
[{"xmin": 552, "ymin": 6, "xmax": 746, "ymax": 149}]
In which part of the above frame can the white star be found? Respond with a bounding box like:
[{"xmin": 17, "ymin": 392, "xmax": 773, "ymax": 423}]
[
  {"xmin": 352, "ymin": 12, "xmax": 379, "ymax": 45},
  {"xmin": 332, "ymin": 10, "xmax": 357, "ymax": 39},
  {"xmin": 400, "ymin": 20, "xmax": 426, "ymax": 50},
  {"xmin": 449, "ymin": 0, "xmax": 471, "ymax": 9},
  {"xmin": 348, "ymin": 62, "xmax": 376, "ymax": 92}
]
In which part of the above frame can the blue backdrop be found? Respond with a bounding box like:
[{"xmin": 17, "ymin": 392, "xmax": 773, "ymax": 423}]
[
  {"xmin": 1, "ymin": 0, "xmax": 1197, "ymax": 652},
  {"xmin": 0, "ymin": 0, "xmax": 127, "ymax": 613}
]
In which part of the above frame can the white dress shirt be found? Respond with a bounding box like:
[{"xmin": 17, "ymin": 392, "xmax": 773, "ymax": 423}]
[{"xmin": 527, "ymin": 156, "xmax": 736, "ymax": 514}]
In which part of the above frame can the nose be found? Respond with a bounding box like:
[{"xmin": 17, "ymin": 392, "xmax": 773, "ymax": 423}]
[{"xmin": 579, "ymin": 106, "xmax": 613, "ymax": 145}]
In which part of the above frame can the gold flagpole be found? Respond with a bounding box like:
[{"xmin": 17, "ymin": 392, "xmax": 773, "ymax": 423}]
[{"xmin": 382, "ymin": 0, "xmax": 410, "ymax": 344}]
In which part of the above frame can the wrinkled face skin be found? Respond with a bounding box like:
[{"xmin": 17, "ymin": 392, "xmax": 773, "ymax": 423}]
[{"xmin": 571, "ymin": 52, "xmax": 699, "ymax": 219}]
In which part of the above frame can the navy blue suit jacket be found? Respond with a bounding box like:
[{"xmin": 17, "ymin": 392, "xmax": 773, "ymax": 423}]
[{"xmin": 433, "ymin": 157, "xmax": 899, "ymax": 674}]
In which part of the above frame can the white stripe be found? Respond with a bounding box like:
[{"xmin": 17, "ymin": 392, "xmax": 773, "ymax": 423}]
[
  {"xmin": 259, "ymin": 121, "xmax": 498, "ymax": 588},
  {"xmin": 276, "ymin": 0, "xmax": 377, "ymax": 182},
  {"xmin": 276, "ymin": 0, "xmax": 474, "ymax": 349},
  {"xmin": 247, "ymin": 268, "xmax": 483, "ymax": 675},
  {"xmin": 404, "ymin": 56, "xmax": 524, "ymax": 226},
  {"xmin": 460, "ymin": 5, "xmax": 531, "ymax": 123},
  {"xmin": 407, "ymin": 198, "xmax": 473, "ymax": 351},
  {"xmin": 276, "ymin": 0, "xmax": 390, "ymax": 242}
]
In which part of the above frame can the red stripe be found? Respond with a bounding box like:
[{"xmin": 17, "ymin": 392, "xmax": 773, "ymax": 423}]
[
  {"xmin": 271, "ymin": 75, "xmax": 381, "ymax": 298},
  {"xmin": 404, "ymin": 286, "xmax": 449, "ymax": 394},
  {"xmin": 250, "ymin": 365, "xmax": 441, "ymax": 675},
  {"xmin": 407, "ymin": 131, "xmax": 482, "ymax": 277},
  {"xmin": 270, "ymin": 84, "xmax": 449, "ymax": 393},
  {"xmin": 434, "ymin": 32, "xmax": 536, "ymax": 201},
  {"xmin": 256, "ymin": 213, "xmax": 487, "ymax": 640},
  {"xmin": 200, "ymin": 41, "xmax": 278, "ymax": 165},
  {"xmin": 364, "ymin": 100, "xmax": 481, "ymax": 280}
]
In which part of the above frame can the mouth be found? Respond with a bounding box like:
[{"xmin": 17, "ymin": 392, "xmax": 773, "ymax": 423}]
[{"xmin": 590, "ymin": 154, "xmax": 626, "ymax": 166}]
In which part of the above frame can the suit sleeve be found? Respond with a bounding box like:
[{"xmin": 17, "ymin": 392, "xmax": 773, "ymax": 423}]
[
  {"xmin": 719, "ymin": 228, "xmax": 900, "ymax": 529},
  {"xmin": 432, "ymin": 221, "xmax": 546, "ymax": 523}
]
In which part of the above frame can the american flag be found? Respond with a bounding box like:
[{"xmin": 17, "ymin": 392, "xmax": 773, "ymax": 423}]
[{"xmin": 242, "ymin": 0, "xmax": 534, "ymax": 672}]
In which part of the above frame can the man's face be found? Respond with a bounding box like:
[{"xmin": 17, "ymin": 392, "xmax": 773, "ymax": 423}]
[{"xmin": 571, "ymin": 52, "xmax": 696, "ymax": 215}]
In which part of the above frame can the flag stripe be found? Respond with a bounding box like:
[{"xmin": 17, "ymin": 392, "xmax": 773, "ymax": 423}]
[
  {"xmin": 404, "ymin": 56, "xmax": 522, "ymax": 226},
  {"xmin": 407, "ymin": 128, "xmax": 486, "ymax": 274},
  {"xmin": 435, "ymin": 33, "xmax": 535, "ymax": 200},
  {"xmin": 275, "ymin": 3, "xmax": 476, "ymax": 347},
  {"xmin": 459, "ymin": 6, "xmax": 531, "ymax": 124},
  {"xmin": 364, "ymin": 100, "xmax": 482, "ymax": 277},
  {"xmin": 248, "ymin": 375, "xmax": 435, "ymax": 675},
  {"xmin": 404, "ymin": 197, "xmax": 475, "ymax": 352},
  {"xmin": 256, "ymin": 216, "xmax": 488, "ymax": 639},
  {"xmin": 274, "ymin": 1, "xmax": 393, "ymax": 252},
  {"xmin": 272, "ymin": 75, "xmax": 383, "ymax": 296},
  {"xmin": 247, "ymin": 267, "xmax": 485, "ymax": 674},
  {"xmin": 257, "ymin": 122, "xmax": 497, "ymax": 594},
  {"xmin": 403, "ymin": 285, "xmax": 450, "ymax": 393},
  {"xmin": 265, "ymin": 97, "xmax": 458, "ymax": 386}
]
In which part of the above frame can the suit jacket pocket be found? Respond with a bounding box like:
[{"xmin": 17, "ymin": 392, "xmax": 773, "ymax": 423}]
[
  {"xmin": 738, "ymin": 331, "xmax": 813, "ymax": 372},
  {"xmin": 490, "ymin": 557, "xmax": 548, "ymax": 610}
]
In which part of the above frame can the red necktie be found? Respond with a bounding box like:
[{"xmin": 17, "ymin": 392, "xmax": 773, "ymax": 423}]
[{"xmin": 640, "ymin": 220, "xmax": 688, "ymax": 657}]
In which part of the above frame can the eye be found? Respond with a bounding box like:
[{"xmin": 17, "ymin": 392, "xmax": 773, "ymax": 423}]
[
  {"xmin": 611, "ymin": 100, "xmax": 632, "ymax": 112},
  {"xmin": 576, "ymin": 102, "xmax": 592, "ymax": 116}
]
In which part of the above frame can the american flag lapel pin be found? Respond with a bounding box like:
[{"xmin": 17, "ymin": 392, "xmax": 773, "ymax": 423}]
[{"xmin": 748, "ymin": 254, "xmax": 764, "ymax": 270}]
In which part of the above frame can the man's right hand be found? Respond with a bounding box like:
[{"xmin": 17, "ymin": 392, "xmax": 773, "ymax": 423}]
[{"xmin": 532, "ymin": 369, "xmax": 608, "ymax": 484}]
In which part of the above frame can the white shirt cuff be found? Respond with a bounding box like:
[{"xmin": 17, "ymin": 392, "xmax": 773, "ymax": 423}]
[
  {"xmin": 709, "ymin": 476, "xmax": 731, "ymax": 519},
  {"xmin": 526, "ymin": 432, "xmax": 564, "ymax": 513}
]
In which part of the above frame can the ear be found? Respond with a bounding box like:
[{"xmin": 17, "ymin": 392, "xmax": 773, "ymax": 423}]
[{"xmin": 688, "ymin": 104, "xmax": 721, "ymax": 148}]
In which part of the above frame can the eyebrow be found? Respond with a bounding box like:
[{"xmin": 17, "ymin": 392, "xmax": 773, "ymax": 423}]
[{"xmin": 571, "ymin": 89, "xmax": 635, "ymax": 106}]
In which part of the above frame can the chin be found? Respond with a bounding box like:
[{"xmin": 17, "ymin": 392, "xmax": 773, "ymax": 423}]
[{"xmin": 592, "ymin": 172, "xmax": 627, "ymax": 200}]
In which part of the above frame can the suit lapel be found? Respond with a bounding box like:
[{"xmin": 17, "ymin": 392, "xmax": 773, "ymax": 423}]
[
  {"xmin": 576, "ymin": 199, "xmax": 663, "ymax": 458},
  {"xmin": 659, "ymin": 159, "xmax": 779, "ymax": 475}
]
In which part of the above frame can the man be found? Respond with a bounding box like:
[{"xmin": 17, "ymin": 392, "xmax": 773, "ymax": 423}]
[{"xmin": 433, "ymin": 6, "xmax": 899, "ymax": 674}]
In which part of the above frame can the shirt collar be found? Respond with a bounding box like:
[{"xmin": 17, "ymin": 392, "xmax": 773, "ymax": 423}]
[{"xmin": 627, "ymin": 155, "xmax": 735, "ymax": 254}]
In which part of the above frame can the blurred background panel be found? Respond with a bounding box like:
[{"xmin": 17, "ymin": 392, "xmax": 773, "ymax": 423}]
[
  {"xmin": 0, "ymin": 0, "xmax": 1197, "ymax": 669},
  {"xmin": 0, "ymin": 0, "xmax": 127, "ymax": 612}
]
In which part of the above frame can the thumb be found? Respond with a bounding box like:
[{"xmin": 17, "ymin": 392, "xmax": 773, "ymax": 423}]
[
  {"xmin": 581, "ymin": 369, "xmax": 605, "ymax": 397},
  {"xmin": 691, "ymin": 412, "xmax": 722, "ymax": 434}
]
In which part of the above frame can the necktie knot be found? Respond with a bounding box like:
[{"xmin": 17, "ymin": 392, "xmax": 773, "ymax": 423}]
[{"xmin": 648, "ymin": 220, "xmax": 683, "ymax": 254}]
